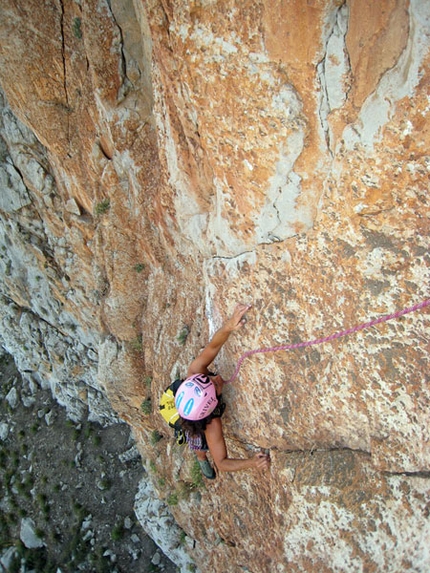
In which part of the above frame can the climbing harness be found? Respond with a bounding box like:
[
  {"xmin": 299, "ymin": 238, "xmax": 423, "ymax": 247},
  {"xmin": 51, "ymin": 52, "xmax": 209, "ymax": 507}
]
[{"xmin": 227, "ymin": 297, "xmax": 430, "ymax": 383}]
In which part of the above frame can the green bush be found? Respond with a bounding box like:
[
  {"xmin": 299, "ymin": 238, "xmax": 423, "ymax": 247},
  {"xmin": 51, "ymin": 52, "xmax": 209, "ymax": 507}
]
[
  {"xmin": 94, "ymin": 199, "xmax": 110, "ymax": 215},
  {"xmin": 177, "ymin": 326, "xmax": 190, "ymax": 346},
  {"xmin": 111, "ymin": 523, "xmax": 124, "ymax": 541},
  {"xmin": 141, "ymin": 399, "xmax": 152, "ymax": 415},
  {"xmin": 150, "ymin": 430, "xmax": 162, "ymax": 445},
  {"xmin": 72, "ymin": 17, "xmax": 82, "ymax": 39},
  {"xmin": 99, "ymin": 478, "xmax": 112, "ymax": 491},
  {"xmin": 130, "ymin": 336, "xmax": 143, "ymax": 352},
  {"xmin": 167, "ymin": 492, "xmax": 178, "ymax": 506},
  {"xmin": 190, "ymin": 460, "xmax": 204, "ymax": 489}
]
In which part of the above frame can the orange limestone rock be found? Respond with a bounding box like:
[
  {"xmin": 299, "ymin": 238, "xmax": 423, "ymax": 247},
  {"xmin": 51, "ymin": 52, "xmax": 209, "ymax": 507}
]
[{"xmin": 0, "ymin": 1, "xmax": 429, "ymax": 571}]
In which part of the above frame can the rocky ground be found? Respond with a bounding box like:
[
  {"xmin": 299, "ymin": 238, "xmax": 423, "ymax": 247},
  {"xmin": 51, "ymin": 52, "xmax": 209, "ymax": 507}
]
[{"xmin": 0, "ymin": 351, "xmax": 179, "ymax": 573}]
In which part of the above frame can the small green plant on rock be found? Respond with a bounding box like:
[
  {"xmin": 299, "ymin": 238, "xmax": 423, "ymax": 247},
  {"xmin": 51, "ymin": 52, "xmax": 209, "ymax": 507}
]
[
  {"xmin": 111, "ymin": 523, "xmax": 124, "ymax": 541},
  {"xmin": 190, "ymin": 459, "xmax": 204, "ymax": 489},
  {"xmin": 72, "ymin": 17, "xmax": 82, "ymax": 39},
  {"xmin": 141, "ymin": 399, "xmax": 152, "ymax": 415},
  {"xmin": 94, "ymin": 198, "xmax": 110, "ymax": 216},
  {"xmin": 130, "ymin": 335, "xmax": 143, "ymax": 352},
  {"xmin": 99, "ymin": 478, "xmax": 112, "ymax": 491},
  {"xmin": 167, "ymin": 492, "xmax": 178, "ymax": 506},
  {"xmin": 179, "ymin": 529, "xmax": 187, "ymax": 545},
  {"xmin": 177, "ymin": 326, "xmax": 190, "ymax": 346},
  {"xmin": 150, "ymin": 430, "xmax": 162, "ymax": 445}
]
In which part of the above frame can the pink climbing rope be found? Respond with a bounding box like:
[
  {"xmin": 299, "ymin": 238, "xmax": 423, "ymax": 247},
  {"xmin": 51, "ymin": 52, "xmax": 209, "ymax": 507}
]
[{"xmin": 227, "ymin": 298, "xmax": 430, "ymax": 383}]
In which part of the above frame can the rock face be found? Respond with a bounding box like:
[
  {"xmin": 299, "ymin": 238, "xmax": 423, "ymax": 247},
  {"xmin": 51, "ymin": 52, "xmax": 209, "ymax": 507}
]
[{"xmin": 0, "ymin": 1, "xmax": 429, "ymax": 572}]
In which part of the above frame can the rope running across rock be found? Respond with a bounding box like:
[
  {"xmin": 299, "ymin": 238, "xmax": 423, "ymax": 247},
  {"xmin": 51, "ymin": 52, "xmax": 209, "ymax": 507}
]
[{"xmin": 227, "ymin": 297, "xmax": 430, "ymax": 383}]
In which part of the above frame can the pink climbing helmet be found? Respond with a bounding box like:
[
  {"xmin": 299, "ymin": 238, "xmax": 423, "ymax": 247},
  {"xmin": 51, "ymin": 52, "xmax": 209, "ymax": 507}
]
[{"xmin": 175, "ymin": 374, "xmax": 218, "ymax": 421}]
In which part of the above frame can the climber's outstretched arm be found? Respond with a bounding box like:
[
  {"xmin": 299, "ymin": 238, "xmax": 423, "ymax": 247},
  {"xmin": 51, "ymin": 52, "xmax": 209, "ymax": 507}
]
[
  {"xmin": 187, "ymin": 303, "xmax": 251, "ymax": 376},
  {"xmin": 205, "ymin": 418, "xmax": 270, "ymax": 472}
]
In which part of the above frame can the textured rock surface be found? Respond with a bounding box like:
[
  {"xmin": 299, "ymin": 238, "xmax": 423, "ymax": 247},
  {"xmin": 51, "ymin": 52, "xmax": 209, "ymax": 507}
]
[{"xmin": 0, "ymin": 1, "xmax": 429, "ymax": 572}]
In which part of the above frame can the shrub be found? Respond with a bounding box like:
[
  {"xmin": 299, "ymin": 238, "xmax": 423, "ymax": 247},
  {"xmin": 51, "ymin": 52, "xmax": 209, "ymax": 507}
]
[
  {"xmin": 167, "ymin": 492, "xmax": 178, "ymax": 506},
  {"xmin": 190, "ymin": 460, "xmax": 204, "ymax": 489},
  {"xmin": 150, "ymin": 430, "xmax": 162, "ymax": 445},
  {"xmin": 111, "ymin": 523, "xmax": 124, "ymax": 541},
  {"xmin": 130, "ymin": 336, "xmax": 143, "ymax": 352},
  {"xmin": 94, "ymin": 199, "xmax": 110, "ymax": 215},
  {"xmin": 177, "ymin": 326, "xmax": 190, "ymax": 346},
  {"xmin": 72, "ymin": 17, "xmax": 82, "ymax": 39},
  {"xmin": 140, "ymin": 399, "xmax": 151, "ymax": 415},
  {"xmin": 99, "ymin": 478, "xmax": 112, "ymax": 491},
  {"xmin": 179, "ymin": 529, "xmax": 187, "ymax": 545}
]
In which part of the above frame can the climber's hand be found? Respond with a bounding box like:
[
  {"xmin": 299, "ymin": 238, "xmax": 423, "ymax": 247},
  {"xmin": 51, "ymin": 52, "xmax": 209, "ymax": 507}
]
[
  {"xmin": 252, "ymin": 452, "xmax": 270, "ymax": 471},
  {"xmin": 224, "ymin": 303, "xmax": 252, "ymax": 332}
]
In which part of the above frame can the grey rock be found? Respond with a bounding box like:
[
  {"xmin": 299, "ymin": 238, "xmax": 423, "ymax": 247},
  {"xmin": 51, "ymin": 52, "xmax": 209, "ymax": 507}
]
[
  {"xmin": 0, "ymin": 422, "xmax": 9, "ymax": 441},
  {"xmin": 20, "ymin": 517, "xmax": 44, "ymax": 549},
  {"xmin": 5, "ymin": 386, "xmax": 18, "ymax": 409}
]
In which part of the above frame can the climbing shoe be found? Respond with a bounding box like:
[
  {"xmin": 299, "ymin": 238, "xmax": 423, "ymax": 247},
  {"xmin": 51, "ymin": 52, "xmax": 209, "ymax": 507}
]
[{"xmin": 198, "ymin": 459, "xmax": 216, "ymax": 480}]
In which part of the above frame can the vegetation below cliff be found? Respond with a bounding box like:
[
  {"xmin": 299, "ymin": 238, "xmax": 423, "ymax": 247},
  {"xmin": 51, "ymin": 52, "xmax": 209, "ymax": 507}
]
[{"xmin": 0, "ymin": 352, "xmax": 177, "ymax": 573}]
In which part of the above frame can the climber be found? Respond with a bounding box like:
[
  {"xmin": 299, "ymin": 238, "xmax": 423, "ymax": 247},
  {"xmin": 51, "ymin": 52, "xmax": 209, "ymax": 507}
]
[{"xmin": 175, "ymin": 303, "xmax": 271, "ymax": 479}]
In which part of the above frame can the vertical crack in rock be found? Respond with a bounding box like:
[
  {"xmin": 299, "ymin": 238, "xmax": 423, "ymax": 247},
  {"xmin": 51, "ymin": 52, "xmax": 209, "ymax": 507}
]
[
  {"xmin": 58, "ymin": 0, "xmax": 71, "ymax": 148},
  {"xmin": 256, "ymin": 125, "xmax": 307, "ymax": 246},
  {"xmin": 106, "ymin": 3, "xmax": 131, "ymax": 102},
  {"xmin": 159, "ymin": 0, "xmax": 173, "ymax": 44},
  {"xmin": 317, "ymin": 1, "xmax": 350, "ymax": 155},
  {"xmin": 342, "ymin": 0, "xmax": 429, "ymax": 150}
]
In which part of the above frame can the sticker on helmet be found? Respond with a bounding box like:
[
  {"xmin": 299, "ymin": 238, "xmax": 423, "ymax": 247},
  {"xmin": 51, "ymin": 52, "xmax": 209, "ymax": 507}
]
[
  {"xmin": 175, "ymin": 391, "xmax": 184, "ymax": 408},
  {"xmin": 183, "ymin": 399, "xmax": 194, "ymax": 417}
]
